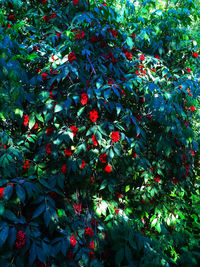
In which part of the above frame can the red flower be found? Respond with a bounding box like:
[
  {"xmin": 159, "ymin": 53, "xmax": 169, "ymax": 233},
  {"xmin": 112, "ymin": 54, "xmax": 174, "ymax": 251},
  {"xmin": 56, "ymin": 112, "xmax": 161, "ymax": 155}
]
[
  {"xmin": 70, "ymin": 125, "xmax": 79, "ymax": 136},
  {"xmin": 81, "ymin": 160, "xmax": 85, "ymax": 169},
  {"xmin": 90, "ymin": 177, "xmax": 94, "ymax": 184},
  {"xmin": 89, "ymin": 241, "xmax": 95, "ymax": 249},
  {"xmin": 102, "ymin": 1, "xmax": 107, "ymax": 6},
  {"xmin": 67, "ymin": 250, "xmax": 73, "ymax": 261},
  {"xmin": 85, "ymin": 227, "xmax": 94, "ymax": 237},
  {"xmin": 73, "ymin": 203, "xmax": 82, "ymax": 214},
  {"xmin": 131, "ymin": 151, "xmax": 137, "ymax": 158},
  {"xmin": 64, "ymin": 148, "xmax": 72, "ymax": 157},
  {"xmin": 193, "ymin": 52, "xmax": 198, "ymax": 58},
  {"xmin": 68, "ymin": 52, "xmax": 76, "ymax": 63},
  {"xmin": 186, "ymin": 68, "xmax": 191, "ymax": 73},
  {"xmin": 190, "ymin": 106, "xmax": 196, "ymax": 111},
  {"xmin": 130, "ymin": 32, "xmax": 136, "ymax": 38},
  {"xmin": 73, "ymin": 0, "xmax": 79, "ymax": 5},
  {"xmin": 51, "ymin": 13, "xmax": 57, "ymax": 18},
  {"xmin": 15, "ymin": 231, "xmax": 26, "ymax": 249},
  {"xmin": 140, "ymin": 54, "xmax": 145, "ymax": 61},
  {"xmin": 105, "ymin": 164, "xmax": 112, "ymax": 173},
  {"xmin": 42, "ymin": 73, "xmax": 48, "ymax": 81},
  {"xmin": 23, "ymin": 115, "xmax": 29, "ymax": 127},
  {"xmin": 32, "ymin": 123, "xmax": 38, "ymax": 130},
  {"xmin": 23, "ymin": 160, "xmax": 29, "ymax": 169},
  {"xmin": 191, "ymin": 150, "xmax": 195, "ymax": 157},
  {"xmin": 111, "ymin": 29, "xmax": 118, "ymax": 38},
  {"xmin": 46, "ymin": 144, "xmax": 52, "ymax": 154},
  {"xmin": 125, "ymin": 52, "xmax": 132, "ymax": 60},
  {"xmin": 61, "ymin": 164, "xmax": 67, "ymax": 175},
  {"xmin": 70, "ymin": 235, "xmax": 77, "ymax": 246},
  {"xmin": 89, "ymin": 109, "xmax": 99, "ymax": 122},
  {"xmin": 56, "ymin": 32, "xmax": 61, "ymax": 38},
  {"xmin": 114, "ymin": 207, "xmax": 119, "ymax": 214},
  {"xmin": 99, "ymin": 153, "xmax": 107, "ymax": 163},
  {"xmin": 8, "ymin": 14, "xmax": 15, "ymax": 21},
  {"xmin": 92, "ymin": 135, "xmax": 98, "ymax": 146},
  {"xmin": 46, "ymin": 127, "xmax": 54, "ymax": 135},
  {"xmin": 154, "ymin": 177, "xmax": 160, "ymax": 182},
  {"xmin": 154, "ymin": 55, "xmax": 160, "ymax": 59},
  {"xmin": 81, "ymin": 93, "xmax": 88, "ymax": 105},
  {"xmin": 116, "ymin": 192, "xmax": 122, "ymax": 198},
  {"xmin": 111, "ymin": 131, "xmax": 120, "ymax": 142},
  {"xmin": 0, "ymin": 187, "xmax": 5, "ymax": 199},
  {"xmin": 173, "ymin": 177, "xmax": 178, "ymax": 184},
  {"xmin": 43, "ymin": 15, "xmax": 51, "ymax": 22}
]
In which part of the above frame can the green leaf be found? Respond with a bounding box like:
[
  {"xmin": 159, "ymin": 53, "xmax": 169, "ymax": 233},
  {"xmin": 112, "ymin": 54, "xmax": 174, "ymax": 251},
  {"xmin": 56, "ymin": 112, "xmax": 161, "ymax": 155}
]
[
  {"xmin": 126, "ymin": 37, "xmax": 134, "ymax": 49},
  {"xmin": 0, "ymin": 225, "xmax": 9, "ymax": 247},
  {"xmin": 16, "ymin": 184, "xmax": 26, "ymax": 203},
  {"xmin": 115, "ymin": 247, "xmax": 124, "ymax": 266},
  {"xmin": 3, "ymin": 185, "xmax": 13, "ymax": 201},
  {"xmin": 125, "ymin": 245, "xmax": 132, "ymax": 262},
  {"xmin": 32, "ymin": 203, "xmax": 45, "ymax": 219}
]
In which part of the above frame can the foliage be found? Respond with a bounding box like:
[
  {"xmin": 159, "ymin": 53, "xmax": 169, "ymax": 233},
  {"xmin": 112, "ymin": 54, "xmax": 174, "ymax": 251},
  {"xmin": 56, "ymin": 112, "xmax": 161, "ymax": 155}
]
[{"xmin": 0, "ymin": 0, "xmax": 200, "ymax": 266}]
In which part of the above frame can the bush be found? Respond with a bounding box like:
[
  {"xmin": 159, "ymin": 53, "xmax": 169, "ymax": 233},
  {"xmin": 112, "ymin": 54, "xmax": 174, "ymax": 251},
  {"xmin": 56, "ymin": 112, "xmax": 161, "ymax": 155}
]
[{"xmin": 0, "ymin": 0, "xmax": 200, "ymax": 266}]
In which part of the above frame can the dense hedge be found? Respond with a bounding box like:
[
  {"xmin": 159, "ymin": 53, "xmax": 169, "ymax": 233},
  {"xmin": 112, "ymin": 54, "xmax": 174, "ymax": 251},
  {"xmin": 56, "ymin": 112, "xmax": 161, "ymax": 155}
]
[{"xmin": 0, "ymin": 0, "xmax": 200, "ymax": 266}]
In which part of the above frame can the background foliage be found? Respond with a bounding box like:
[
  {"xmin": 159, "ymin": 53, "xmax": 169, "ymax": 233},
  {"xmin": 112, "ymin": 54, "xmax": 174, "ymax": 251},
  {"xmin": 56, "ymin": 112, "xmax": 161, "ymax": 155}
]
[{"xmin": 0, "ymin": 0, "xmax": 200, "ymax": 266}]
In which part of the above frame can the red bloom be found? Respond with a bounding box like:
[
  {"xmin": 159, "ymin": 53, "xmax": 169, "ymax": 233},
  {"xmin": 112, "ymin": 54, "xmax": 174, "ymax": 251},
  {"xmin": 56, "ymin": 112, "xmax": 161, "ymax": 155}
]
[
  {"xmin": 154, "ymin": 54, "xmax": 160, "ymax": 59},
  {"xmin": 8, "ymin": 14, "xmax": 15, "ymax": 21},
  {"xmin": 42, "ymin": 73, "xmax": 48, "ymax": 81},
  {"xmin": 114, "ymin": 207, "xmax": 119, "ymax": 215},
  {"xmin": 70, "ymin": 125, "xmax": 79, "ymax": 136},
  {"xmin": 0, "ymin": 187, "xmax": 5, "ymax": 199},
  {"xmin": 81, "ymin": 93, "xmax": 88, "ymax": 105},
  {"xmin": 67, "ymin": 250, "xmax": 73, "ymax": 261},
  {"xmin": 73, "ymin": 0, "xmax": 79, "ymax": 5},
  {"xmin": 190, "ymin": 106, "xmax": 196, "ymax": 111},
  {"xmin": 23, "ymin": 115, "xmax": 29, "ymax": 127},
  {"xmin": 46, "ymin": 127, "xmax": 54, "ymax": 135},
  {"xmin": 111, "ymin": 131, "xmax": 120, "ymax": 142},
  {"xmin": 193, "ymin": 52, "xmax": 198, "ymax": 58},
  {"xmin": 64, "ymin": 148, "xmax": 72, "ymax": 157},
  {"xmin": 125, "ymin": 52, "xmax": 132, "ymax": 60},
  {"xmin": 23, "ymin": 160, "xmax": 29, "ymax": 169},
  {"xmin": 90, "ymin": 177, "xmax": 94, "ymax": 184},
  {"xmin": 191, "ymin": 150, "xmax": 195, "ymax": 157},
  {"xmin": 46, "ymin": 144, "xmax": 52, "ymax": 154},
  {"xmin": 102, "ymin": 1, "xmax": 107, "ymax": 6},
  {"xmin": 173, "ymin": 177, "xmax": 178, "ymax": 184},
  {"xmin": 43, "ymin": 15, "xmax": 51, "ymax": 22},
  {"xmin": 140, "ymin": 54, "xmax": 145, "ymax": 61},
  {"xmin": 116, "ymin": 192, "xmax": 122, "ymax": 198},
  {"xmin": 92, "ymin": 135, "xmax": 98, "ymax": 146},
  {"xmin": 154, "ymin": 177, "xmax": 160, "ymax": 182},
  {"xmin": 85, "ymin": 227, "xmax": 94, "ymax": 237},
  {"xmin": 81, "ymin": 160, "xmax": 85, "ymax": 169},
  {"xmin": 89, "ymin": 241, "xmax": 95, "ymax": 249},
  {"xmin": 105, "ymin": 164, "xmax": 112, "ymax": 173},
  {"xmin": 32, "ymin": 122, "xmax": 38, "ymax": 130},
  {"xmin": 130, "ymin": 32, "xmax": 136, "ymax": 38},
  {"xmin": 73, "ymin": 203, "xmax": 82, "ymax": 214},
  {"xmin": 56, "ymin": 32, "xmax": 61, "ymax": 38},
  {"xmin": 99, "ymin": 153, "xmax": 107, "ymax": 163},
  {"xmin": 111, "ymin": 29, "xmax": 118, "ymax": 38},
  {"xmin": 61, "ymin": 164, "xmax": 67, "ymax": 175},
  {"xmin": 51, "ymin": 13, "xmax": 57, "ymax": 18},
  {"xmin": 89, "ymin": 109, "xmax": 99, "ymax": 122},
  {"xmin": 186, "ymin": 68, "xmax": 191, "ymax": 73},
  {"xmin": 131, "ymin": 151, "xmax": 137, "ymax": 158},
  {"xmin": 15, "ymin": 231, "xmax": 26, "ymax": 249},
  {"xmin": 68, "ymin": 52, "xmax": 76, "ymax": 63},
  {"xmin": 70, "ymin": 235, "xmax": 77, "ymax": 246}
]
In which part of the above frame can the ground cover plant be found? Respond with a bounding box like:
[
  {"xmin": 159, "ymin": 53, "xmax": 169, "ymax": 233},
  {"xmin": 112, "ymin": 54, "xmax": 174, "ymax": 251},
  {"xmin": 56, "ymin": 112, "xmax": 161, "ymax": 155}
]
[{"xmin": 0, "ymin": 0, "xmax": 200, "ymax": 266}]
